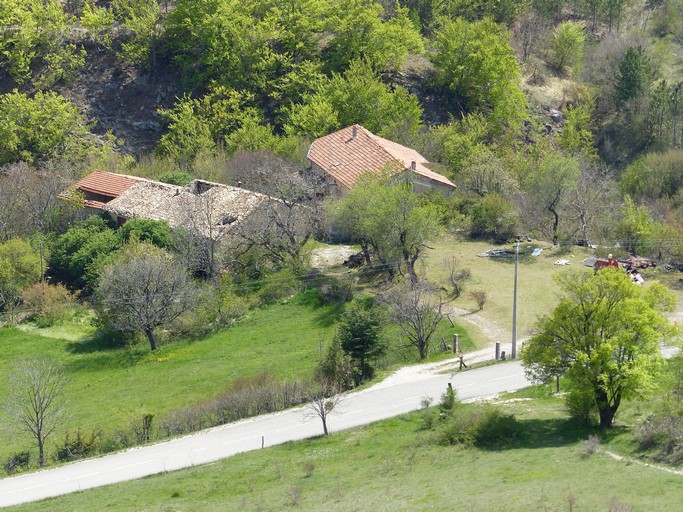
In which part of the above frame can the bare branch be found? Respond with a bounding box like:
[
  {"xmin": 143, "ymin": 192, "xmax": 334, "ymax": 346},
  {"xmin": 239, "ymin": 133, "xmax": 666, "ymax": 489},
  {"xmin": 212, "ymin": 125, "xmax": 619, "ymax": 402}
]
[
  {"xmin": 303, "ymin": 380, "xmax": 345, "ymax": 436},
  {"xmin": 4, "ymin": 357, "xmax": 69, "ymax": 465}
]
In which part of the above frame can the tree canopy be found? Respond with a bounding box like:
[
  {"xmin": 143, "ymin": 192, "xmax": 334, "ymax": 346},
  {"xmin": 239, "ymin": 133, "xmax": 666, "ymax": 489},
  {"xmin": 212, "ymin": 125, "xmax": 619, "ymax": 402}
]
[
  {"xmin": 522, "ymin": 268, "xmax": 677, "ymax": 428},
  {"xmin": 329, "ymin": 175, "xmax": 442, "ymax": 284},
  {"xmin": 0, "ymin": 91, "xmax": 92, "ymax": 165},
  {"xmin": 431, "ymin": 17, "xmax": 526, "ymax": 132}
]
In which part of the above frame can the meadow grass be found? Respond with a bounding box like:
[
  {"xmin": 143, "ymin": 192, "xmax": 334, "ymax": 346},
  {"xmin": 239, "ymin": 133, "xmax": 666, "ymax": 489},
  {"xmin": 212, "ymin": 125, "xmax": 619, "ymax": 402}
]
[
  {"xmin": 0, "ymin": 290, "xmax": 474, "ymax": 463},
  {"xmin": 0, "ymin": 292, "xmax": 343, "ymax": 461},
  {"xmin": 423, "ymin": 237, "xmax": 599, "ymax": 337},
  {"xmin": 10, "ymin": 387, "xmax": 683, "ymax": 512}
]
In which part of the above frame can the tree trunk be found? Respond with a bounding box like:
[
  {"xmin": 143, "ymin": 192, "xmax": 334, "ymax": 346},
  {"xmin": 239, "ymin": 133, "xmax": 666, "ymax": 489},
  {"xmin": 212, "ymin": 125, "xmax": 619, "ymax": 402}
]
[
  {"xmin": 549, "ymin": 199, "xmax": 560, "ymax": 246},
  {"xmin": 321, "ymin": 416, "xmax": 328, "ymax": 436},
  {"xmin": 406, "ymin": 260, "xmax": 418, "ymax": 287},
  {"xmin": 598, "ymin": 405, "xmax": 617, "ymax": 428},
  {"xmin": 38, "ymin": 436, "xmax": 45, "ymax": 466},
  {"xmin": 596, "ymin": 388, "xmax": 620, "ymax": 428},
  {"xmin": 361, "ymin": 241, "xmax": 372, "ymax": 266},
  {"xmin": 404, "ymin": 248, "xmax": 419, "ymax": 287},
  {"xmin": 145, "ymin": 328, "xmax": 158, "ymax": 351},
  {"xmin": 418, "ymin": 340, "xmax": 428, "ymax": 360}
]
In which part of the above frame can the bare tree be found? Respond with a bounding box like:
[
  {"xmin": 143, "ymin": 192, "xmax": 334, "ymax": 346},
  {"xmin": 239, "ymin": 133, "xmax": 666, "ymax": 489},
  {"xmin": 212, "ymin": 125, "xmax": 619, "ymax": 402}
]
[
  {"xmin": 512, "ymin": 8, "xmax": 547, "ymax": 62},
  {"xmin": 179, "ymin": 185, "xmax": 223, "ymax": 279},
  {"xmin": 97, "ymin": 244, "xmax": 197, "ymax": 350},
  {"xmin": 567, "ymin": 160, "xmax": 617, "ymax": 243},
  {"xmin": 303, "ymin": 379, "xmax": 345, "ymax": 436},
  {"xmin": 225, "ymin": 152, "xmax": 323, "ymax": 271},
  {"xmin": 5, "ymin": 358, "xmax": 69, "ymax": 465},
  {"xmin": 385, "ymin": 281, "xmax": 446, "ymax": 360},
  {"xmin": 0, "ymin": 162, "xmax": 81, "ymax": 241},
  {"xmin": 444, "ymin": 256, "xmax": 471, "ymax": 299}
]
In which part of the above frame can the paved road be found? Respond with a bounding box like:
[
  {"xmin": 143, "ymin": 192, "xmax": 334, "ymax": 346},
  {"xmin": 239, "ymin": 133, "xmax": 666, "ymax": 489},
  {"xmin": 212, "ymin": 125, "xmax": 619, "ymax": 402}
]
[{"xmin": 0, "ymin": 361, "xmax": 529, "ymax": 508}]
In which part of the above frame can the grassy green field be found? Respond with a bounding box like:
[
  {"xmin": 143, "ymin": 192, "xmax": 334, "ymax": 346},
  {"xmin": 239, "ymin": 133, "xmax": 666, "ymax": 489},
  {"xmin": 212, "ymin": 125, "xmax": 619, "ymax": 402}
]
[
  {"xmin": 0, "ymin": 293, "xmax": 343, "ymax": 460},
  {"xmin": 0, "ymin": 289, "xmax": 475, "ymax": 463},
  {"xmin": 11, "ymin": 384, "xmax": 683, "ymax": 512}
]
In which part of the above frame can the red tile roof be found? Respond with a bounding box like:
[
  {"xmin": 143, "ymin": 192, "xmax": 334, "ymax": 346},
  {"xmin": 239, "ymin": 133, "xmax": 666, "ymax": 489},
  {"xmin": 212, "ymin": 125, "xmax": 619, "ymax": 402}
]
[
  {"xmin": 308, "ymin": 125, "xmax": 455, "ymax": 190},
  {"xmin": 72, "ymin": 171, "xmax": 141, "ymax": 198}
]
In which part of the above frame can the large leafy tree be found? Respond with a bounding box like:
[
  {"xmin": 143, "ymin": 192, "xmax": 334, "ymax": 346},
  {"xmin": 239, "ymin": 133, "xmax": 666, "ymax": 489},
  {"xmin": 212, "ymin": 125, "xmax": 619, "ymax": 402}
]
[
  {"xmin": 0, "ymin": 91, "xmax": 92, "ymax": 165},
  {"xmin": 113, "ymin": 0, "xmax": 164, "ymax": 69},
  {"xmin": 284, "ymin": 59, "xmax": 423, "ymax": 140},
  {"xmin": 431, "ymin": 17, "xmax": 526, "ymax": 133},
  {"xmin": 157, "ymin": 86, "xmax": 259, "ymax": 162},
  {"xmin": 165, "ymin": 0, "xmax": 277, "ymax": 90},
  {"xmin": 522, "ymin": 268, "xmax": 676, "ymax": 428},
  {"xmin": 0, "ymin": 0, "xmax": 84, "ymax": 85},
  {"xmin": 329, "ymin": 175, "xmax": 441, "ymax": 284},
  {"xmin": 323, "ymin": 1, "xmax": 423, "ymax": 72}
]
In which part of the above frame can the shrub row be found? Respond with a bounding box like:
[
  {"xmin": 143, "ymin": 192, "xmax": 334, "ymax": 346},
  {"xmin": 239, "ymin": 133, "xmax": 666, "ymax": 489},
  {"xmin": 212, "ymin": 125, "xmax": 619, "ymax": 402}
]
[{"xmin": 158, "ymin": 373, "xmax": 313, "ymax": 437}]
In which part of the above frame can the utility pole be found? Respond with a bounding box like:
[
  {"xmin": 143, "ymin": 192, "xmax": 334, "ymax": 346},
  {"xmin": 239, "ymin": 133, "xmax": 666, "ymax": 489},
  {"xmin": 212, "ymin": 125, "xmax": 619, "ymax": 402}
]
[{"xmin": 511, "ymin": 239, "xmax": 519, "ymax": 359}]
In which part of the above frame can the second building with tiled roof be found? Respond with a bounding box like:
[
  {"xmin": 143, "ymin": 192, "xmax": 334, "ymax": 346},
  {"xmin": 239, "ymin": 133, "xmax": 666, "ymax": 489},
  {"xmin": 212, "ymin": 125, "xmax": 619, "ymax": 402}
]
[{"xmin": 307, "ymin": 124, "xmax": 456, "ymax": 198}]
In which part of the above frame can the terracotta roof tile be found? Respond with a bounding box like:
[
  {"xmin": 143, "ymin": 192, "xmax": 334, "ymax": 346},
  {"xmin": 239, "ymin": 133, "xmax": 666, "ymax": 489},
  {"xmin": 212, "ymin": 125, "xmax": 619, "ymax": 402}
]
[
  {"xmin": 72, "ymin": 171, "xmax": 141, "ymax": 198},
  {"xmin": 308, "ymin": 125, "xmax": 455, "ymax": 190}
]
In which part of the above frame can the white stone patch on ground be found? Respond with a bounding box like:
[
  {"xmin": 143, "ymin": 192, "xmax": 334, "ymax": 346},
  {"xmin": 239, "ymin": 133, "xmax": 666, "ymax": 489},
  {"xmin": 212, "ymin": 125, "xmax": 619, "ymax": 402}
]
[{"xmin": 310, "ymin": 245, "xmax": 357, "ymax": 269}]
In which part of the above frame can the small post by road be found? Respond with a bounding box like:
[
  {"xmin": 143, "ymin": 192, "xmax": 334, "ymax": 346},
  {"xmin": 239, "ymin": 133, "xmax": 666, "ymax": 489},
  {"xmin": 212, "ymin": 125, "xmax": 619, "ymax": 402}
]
[
  {"xmin": 495, "ymin": 342, "xmax": 500, "ymax": 361},
  {"xmin": 453, "ymin": 333, "xmax": 459, "ymax": 354},
  {"xmin": 512, "ymin": 239, "xmax": 520, "ymax": 359},
  {"xmin": 261, "ymin": 436, "xmax": 264, "ymax": 449}
]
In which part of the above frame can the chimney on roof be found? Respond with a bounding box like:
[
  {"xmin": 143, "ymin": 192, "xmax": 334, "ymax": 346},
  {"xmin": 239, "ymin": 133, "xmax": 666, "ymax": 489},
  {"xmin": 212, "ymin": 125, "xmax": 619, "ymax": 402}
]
[
  {"xmin": 352, "ymin": 126, "xmax": 357, "ymax": 139},
  {"xmin": 411, "ymin": 161, "xmax": 416, "ymax": 171},
  {"xmin": 237, "ymin": 180, "xmax": 242, "ymax": 188}
]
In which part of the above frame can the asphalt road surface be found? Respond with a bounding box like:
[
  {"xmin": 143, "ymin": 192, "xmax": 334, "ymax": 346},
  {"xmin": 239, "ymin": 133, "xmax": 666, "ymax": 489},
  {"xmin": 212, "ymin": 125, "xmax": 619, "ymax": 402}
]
[{"xmin": 0, "ymin": 360, "xmax": 529, "ymax": 508}]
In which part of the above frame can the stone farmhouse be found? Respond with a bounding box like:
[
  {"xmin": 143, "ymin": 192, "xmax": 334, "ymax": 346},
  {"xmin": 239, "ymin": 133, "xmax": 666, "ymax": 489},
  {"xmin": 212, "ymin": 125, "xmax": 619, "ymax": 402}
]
[
  {"xmin": 307, "ymin": 124, "xmax": 456, "ymax": 198},
  {"xmin": 64, "ymin": 171, "xmax": 283, "ymax": 241}
]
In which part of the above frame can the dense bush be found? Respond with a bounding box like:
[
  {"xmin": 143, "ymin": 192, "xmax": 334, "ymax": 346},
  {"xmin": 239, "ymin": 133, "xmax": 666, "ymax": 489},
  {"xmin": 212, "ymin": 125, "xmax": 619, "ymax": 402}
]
[
  {"xmin": 466, "ymin": 194, "xmax": 518, "ymax": 242},
  {"xmin": 637, "ymin": 407, "xmax": 683, "ymax": 464},
  {"xmin": 303, "ymin": 272, "xmax": 354, "ymax": 305},
  {"xmin": 256, "ymin": 269, "xmax": 302, "ymax": 304},
  {"xmin": 434, "ymin": 406, "xmax": 524, "ymax": 448},
  {"xmin": 54, "ymin": 430, "xmax": 100, "ymax": 462},
  {"xmin": 172, "ymin": 281, "xmax": 248, "ymax": 338},
  {"xmin": 118, "ymin": 218, "xmax": 172, "ymax": 249},
  {"xmin": 566, "ymin": 386, "xmax": 598, "ymax": 426},
  {"xmin": 50, "ymin": 215, "xmax": 119, "ymax": 289},
  {"xmin": 3, "ymin": 451, "xmax": 30, "ymax": 474},
  {"xmin": 156, "ymin": 171, "xmax": 194, "ymax": 186},
  {"xmin": 20, "ymin": 282, "xmax": 74, "ymax": 325}
]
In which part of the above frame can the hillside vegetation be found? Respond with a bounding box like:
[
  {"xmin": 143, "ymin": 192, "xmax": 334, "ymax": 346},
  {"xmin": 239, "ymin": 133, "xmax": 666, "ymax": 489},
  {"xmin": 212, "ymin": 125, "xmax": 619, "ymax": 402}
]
[
  {"xmin": 0, "ymin": 0, "xmax": 682, "ymax": 257},
  {"xmin": 1, "ymin": 0, "xmax": 683, "ymax": 494}
]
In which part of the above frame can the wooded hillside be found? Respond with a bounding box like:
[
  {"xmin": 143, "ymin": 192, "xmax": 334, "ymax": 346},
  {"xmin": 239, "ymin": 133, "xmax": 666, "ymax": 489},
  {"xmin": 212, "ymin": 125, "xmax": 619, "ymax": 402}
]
[{"xmin": 1, "ymin": 0, "xmax": 682, "ymax": 258}]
